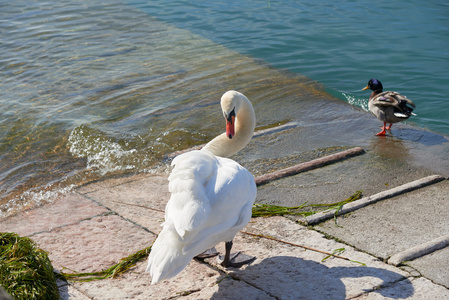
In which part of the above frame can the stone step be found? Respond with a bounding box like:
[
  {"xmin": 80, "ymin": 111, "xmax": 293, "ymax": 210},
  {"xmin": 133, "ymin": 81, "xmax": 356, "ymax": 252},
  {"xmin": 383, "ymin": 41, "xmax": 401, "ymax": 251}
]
[
  {"xmin": 315, "ymin": 179, "xmax": 449, "ymax": 288},
  {"xmin": 305, "ymin": 175, "xmax": 446, "ymax": 225},
  {"xmin": 388, "ymin": 233, "xmax": 449, "ymax": 266}
]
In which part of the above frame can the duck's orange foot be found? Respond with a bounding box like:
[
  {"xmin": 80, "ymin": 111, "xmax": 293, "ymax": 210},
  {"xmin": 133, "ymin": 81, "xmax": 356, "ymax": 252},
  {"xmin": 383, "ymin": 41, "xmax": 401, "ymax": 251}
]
[{"xmin": 376, "ymin": 130, "xmax": 387, "ymax": 136}]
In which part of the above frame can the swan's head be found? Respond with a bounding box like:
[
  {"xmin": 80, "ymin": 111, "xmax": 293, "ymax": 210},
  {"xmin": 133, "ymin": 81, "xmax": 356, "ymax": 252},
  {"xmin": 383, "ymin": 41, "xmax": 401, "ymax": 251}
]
[
  {"xmin": 221, "ymin": 90, "xmax": 244, "ymax": 139},
  {"xmin": 362, "ymin": 78, "xmax": 383, "ymax": 93}
]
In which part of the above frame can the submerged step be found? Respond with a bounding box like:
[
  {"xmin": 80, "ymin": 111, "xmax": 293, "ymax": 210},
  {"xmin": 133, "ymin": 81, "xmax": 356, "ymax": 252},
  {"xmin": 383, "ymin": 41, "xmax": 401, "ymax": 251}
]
[{"xmin": 254, "ymin": 146, "xmax": 365, "ymax": 186}]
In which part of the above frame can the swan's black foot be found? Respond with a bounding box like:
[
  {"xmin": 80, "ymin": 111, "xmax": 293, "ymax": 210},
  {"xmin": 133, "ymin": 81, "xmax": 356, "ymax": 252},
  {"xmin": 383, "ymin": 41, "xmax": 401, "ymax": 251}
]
[
  {"xmin": 218, "ymin": 251, "xmax": 256, "ymax": 268},
  {"xmin": 195, "ymin": 247, "xmax": 219, "ymax": 259},
  {"xmin": 217, "ymin": 241, "xmax": 255, "ymax": 268}
]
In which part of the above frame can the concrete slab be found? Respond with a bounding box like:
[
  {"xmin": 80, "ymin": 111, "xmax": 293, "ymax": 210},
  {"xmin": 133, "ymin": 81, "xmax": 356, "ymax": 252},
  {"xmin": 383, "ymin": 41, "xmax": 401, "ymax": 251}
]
[
  {"xmin": 407, "ymin": 246, "xmax": 449, "ymax": 289},
  {"xmin": 352, "ymin": 277, "xmax": 449, "ymax": 299},
  {"xmin": 31, "ymin": 214, "xmax": 155, "ymax": 273},
  {"xmin": 315, "ymin": 180, "xmax": 449, "ymax": 260},
  {"xmin": 80, "ymin": 174, "xmax": 169, "ymax": 234},
  {"xmin": 0, "ymin": 193, "xmax": 108, "ymax": 236}
]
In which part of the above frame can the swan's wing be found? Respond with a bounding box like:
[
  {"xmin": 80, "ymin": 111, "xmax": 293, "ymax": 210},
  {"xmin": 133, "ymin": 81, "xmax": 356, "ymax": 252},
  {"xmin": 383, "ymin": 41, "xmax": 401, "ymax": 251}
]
[
  {"xmin": 165, "ymin": 150, "xmax": 216, "ymax": 238},
  {"xmin": 182, "ymin": 155, "xmax": 257, "ymax": 254},
  {"xmin": 167, "ymin": 150, "xmax": 256, "ymax": 253}
]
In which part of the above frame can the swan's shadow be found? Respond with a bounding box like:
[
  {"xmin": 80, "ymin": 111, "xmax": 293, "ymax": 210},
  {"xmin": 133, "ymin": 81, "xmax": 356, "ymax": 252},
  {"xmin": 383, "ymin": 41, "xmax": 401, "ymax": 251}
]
[{"xmin": 212, "ymin": 256, "xmax": 414, "ymax": 299}]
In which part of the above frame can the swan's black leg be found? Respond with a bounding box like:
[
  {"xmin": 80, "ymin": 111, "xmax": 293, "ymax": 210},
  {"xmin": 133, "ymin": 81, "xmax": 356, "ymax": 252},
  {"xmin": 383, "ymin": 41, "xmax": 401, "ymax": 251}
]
[
  {"xmin": 221, "ymin": 241, "xmax": 233, "ymax": 267},
  {"xmin": 219, "ymin": 241, "xmax": 255, "ymax": 268}
]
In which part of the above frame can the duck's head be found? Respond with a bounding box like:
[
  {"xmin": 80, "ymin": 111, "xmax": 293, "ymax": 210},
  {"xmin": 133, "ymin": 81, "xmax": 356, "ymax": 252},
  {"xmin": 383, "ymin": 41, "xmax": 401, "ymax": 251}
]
[{"xmin": 362, "ymin": 78, "xmax": 383, "ymax": 92}]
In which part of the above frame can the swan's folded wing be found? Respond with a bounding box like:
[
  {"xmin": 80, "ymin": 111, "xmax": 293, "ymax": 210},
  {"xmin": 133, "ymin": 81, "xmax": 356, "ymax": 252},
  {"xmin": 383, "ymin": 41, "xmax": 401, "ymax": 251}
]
[
  {"xmin": 165, "ymin": 150, "xmax": 216, "ymax": 238},
  {"xmin": 182, "ymin": 158, "xmax": 256, "ymax": 251},
  {"xmin": 163, "ymin": 151, "xmax": 256, "ymax": 257},
  {"xmin": 181, "ymin": 165, "xmax": 256, "ymax": 255},
  {"xmin": 209, "ymin": 159, "xmax": 256, "ymax": 229}
]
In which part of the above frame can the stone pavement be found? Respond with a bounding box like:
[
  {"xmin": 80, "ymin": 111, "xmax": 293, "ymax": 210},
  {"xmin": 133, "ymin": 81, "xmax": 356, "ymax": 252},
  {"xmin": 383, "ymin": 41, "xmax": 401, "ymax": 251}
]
[
  {"xmin": 1, "ymin": 103, "xmax": 449, "ymax": 299},
  {"xmin": 1, "ymin": 172, "xmax": 448, "ymax": 299}
]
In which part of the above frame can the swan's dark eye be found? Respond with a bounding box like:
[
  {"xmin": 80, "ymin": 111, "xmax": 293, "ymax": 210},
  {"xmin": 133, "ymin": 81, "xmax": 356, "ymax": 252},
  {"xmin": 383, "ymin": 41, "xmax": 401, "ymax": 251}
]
[
  {"xmin": 224, "ymin": 108, "xmax": 235, "ymax": 122},
  {"xmin": 227, "ymin": 108, "xmax": 235, "ymax": 122}
]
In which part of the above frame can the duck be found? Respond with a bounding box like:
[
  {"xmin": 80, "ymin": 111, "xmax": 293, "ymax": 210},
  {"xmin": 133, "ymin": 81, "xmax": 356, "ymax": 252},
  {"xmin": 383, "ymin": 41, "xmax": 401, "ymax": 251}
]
[
  {"xmin": 362, "ymin": 78, "xmax": 416, "ymax": 136},
  {"xmin": 146, "ymin": 90, "xmax": 257, "ymax": 284}
]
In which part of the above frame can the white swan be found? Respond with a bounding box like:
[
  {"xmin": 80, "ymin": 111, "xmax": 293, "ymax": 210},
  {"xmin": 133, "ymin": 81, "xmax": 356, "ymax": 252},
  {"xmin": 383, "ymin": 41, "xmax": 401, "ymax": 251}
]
[{"xmin": 146, "ymin": 90, "xmax": 257, "ymax": 284}]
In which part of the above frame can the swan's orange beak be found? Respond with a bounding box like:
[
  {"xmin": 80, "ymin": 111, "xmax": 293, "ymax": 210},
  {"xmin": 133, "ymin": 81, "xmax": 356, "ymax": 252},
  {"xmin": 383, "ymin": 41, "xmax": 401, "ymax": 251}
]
[{"xmin": 226, "ymin": 115, "xmax": 235, "ymax": 139}]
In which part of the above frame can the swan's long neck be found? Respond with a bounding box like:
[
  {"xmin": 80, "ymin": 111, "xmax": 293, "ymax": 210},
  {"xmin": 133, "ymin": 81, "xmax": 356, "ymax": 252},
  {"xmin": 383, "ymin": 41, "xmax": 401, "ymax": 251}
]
[{"xmin": 202, "ymin": 96, "xmax": 255, "ymax": 158}]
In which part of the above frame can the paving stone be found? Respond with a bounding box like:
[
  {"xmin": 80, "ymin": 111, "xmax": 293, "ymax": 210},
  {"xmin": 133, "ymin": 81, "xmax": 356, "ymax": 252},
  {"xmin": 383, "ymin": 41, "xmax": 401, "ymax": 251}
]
[
  {"xmin": 72, "ymin": 266, "xmax": 273, "ymax": 300},
  {"xmin": 80, "ymin": 174, "xmax": 169, "ymax": 234},
  {"xmin": 72, "ymin": 260, "xmax": 223, "ymax": 300},
  {"xmin": 76, "ymin": 174, "xmax": 149, "ymax": 195},
  {"xmin": 352, "ymin": 277, "xmax": 449, "ymax": 299},
  {"xmin": 183, "ymin": 275, "xmax": 274, "ymax": 300},
  {"xmin": 32, "ymin": 214, "xmax": 155, "ymax": 273},
  {"xmin": 407, "ymin": 246, "xmax": 449, "ymax": 289},
  {"xmin": 315, "ymin": 180, "xmax": 449, "ymax": 260},
  {"xmin": 58, "ymin": 281, "xmax": 90, "ymax": 300},
  {"xmin": 0, "ymin": 193, "xmax": 108, "ymax": 236}
]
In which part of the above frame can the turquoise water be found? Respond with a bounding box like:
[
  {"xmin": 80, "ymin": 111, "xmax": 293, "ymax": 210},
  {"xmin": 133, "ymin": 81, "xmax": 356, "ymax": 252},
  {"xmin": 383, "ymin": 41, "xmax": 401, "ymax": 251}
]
[
  {"xmin": 0, "ymin": 0, "xmax": 448, "ymax": 214},
  {"xmin": 131, "ymin": 0, "xmax": 449, "ymax": 134}
]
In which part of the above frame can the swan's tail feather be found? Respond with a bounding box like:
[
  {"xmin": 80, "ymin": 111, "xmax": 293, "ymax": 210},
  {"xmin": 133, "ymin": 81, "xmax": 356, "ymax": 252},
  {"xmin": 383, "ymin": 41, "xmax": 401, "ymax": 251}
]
[{"xmin": 146, "ymin": 222, "xmax": 194, "ymax": 284}]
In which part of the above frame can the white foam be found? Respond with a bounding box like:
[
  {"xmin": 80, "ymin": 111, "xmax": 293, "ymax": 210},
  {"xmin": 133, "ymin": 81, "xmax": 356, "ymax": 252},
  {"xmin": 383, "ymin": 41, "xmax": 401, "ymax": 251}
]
[
  {"xmin": 68, "ymin": 126, "xmax": 138, "ymax": 175},
  {"xmin": 0, "ymin": 184, "xmax": 76, "ymax": 218},
  {"xmin": 342, "ymin": 92, "xmax": 369, "ymax": 112}
]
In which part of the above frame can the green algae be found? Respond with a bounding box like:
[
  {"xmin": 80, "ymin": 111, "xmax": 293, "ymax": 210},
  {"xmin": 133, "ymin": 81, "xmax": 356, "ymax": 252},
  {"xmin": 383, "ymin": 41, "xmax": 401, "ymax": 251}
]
[
  {"xmin": 61, "ymin": 246, "xmax": 152, "ymax": 282},
  {"xmin": 252, "ymin": 190, "xmax": 363, "ymax": 218},
  {"xmin": 0, "ymin": 232, "xmax": 59, "ymax": 300}
]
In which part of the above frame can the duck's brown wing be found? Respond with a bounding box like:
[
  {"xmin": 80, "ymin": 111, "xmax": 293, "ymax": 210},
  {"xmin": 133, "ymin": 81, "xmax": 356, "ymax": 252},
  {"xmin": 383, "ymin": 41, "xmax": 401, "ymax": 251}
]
[{"xmin": 372, "ymin": 91, "xmax": 416, "ymax": 117}]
